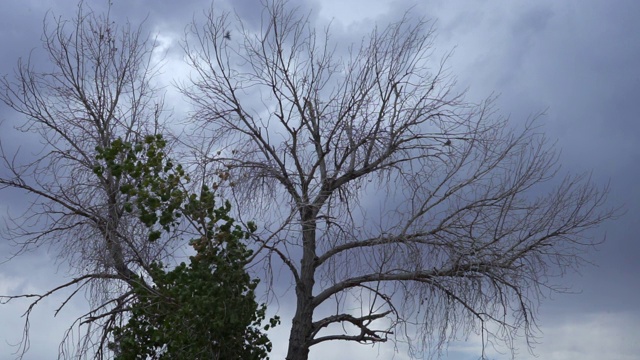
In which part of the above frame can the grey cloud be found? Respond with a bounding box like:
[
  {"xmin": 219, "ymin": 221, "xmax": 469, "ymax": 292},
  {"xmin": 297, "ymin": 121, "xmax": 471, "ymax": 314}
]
[{"xmin": 1, "ymin": 1, "xmax": 638, "ymax": 359}]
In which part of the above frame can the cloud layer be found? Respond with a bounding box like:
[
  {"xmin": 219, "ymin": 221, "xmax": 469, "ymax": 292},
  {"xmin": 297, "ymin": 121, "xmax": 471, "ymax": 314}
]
[{"xmin": 1, "ymin": 1, "xmax": 637, "ymax": 359}]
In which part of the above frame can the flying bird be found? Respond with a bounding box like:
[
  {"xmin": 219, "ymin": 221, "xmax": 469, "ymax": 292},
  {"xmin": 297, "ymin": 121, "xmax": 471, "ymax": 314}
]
[{"xmin": 224, "ymin": 31, "xmax": 231, "ymax": 40}]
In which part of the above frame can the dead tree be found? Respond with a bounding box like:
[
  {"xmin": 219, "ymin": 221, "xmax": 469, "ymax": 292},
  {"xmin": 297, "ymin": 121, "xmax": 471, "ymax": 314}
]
[
  {"xmin": 181, "ymin": 1, "xmax": 615, "ymax": 360},
  {"xmin": 0, "ymin": 3, "xmax": 166, "ymax": 358}
]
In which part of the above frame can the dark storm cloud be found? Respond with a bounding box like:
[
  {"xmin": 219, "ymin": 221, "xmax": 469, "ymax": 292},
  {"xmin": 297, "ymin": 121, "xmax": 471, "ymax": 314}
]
[{"xmin": 1, "ymin": 1, "xmax": 638, "ymax": 359}]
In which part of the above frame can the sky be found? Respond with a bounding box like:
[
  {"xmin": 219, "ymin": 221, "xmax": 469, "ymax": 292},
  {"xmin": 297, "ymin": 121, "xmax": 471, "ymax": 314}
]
[{"xmin": 0, "ymin": 0, "xmax": 639, "ymax": 359}]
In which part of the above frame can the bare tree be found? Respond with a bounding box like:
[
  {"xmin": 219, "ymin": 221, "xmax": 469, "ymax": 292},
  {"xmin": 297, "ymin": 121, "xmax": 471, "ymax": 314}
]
[
  {"xmin": 181, "ymin": 2, "xmax": 614, "ymax": 360},
  {"xmin": 0, "ymin": 3, "xmax": 167, "ymax": 357}
]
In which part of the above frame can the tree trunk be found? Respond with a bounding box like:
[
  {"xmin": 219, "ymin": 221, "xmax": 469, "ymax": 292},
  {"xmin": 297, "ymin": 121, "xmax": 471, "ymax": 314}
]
[
  {"xmin": 285, "ymin": 289, "xmax": 314, "ymax": 360},
  {"xmin": 286, "ymin": 208, "xmax": 317, "ymax": 360}
]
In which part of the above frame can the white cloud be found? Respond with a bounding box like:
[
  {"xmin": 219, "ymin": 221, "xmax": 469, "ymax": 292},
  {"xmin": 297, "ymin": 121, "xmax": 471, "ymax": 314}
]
[
  {"xmin": 444, "ymin": 310, "xmax": 640, "ymax": 360},
  {"xmin": 528, "ymin": 311, "xmax": 640, "ymax": 360}
]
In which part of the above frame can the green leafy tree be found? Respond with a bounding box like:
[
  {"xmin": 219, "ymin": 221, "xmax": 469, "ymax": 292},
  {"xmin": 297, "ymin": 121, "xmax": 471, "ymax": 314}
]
[{"xmin": 95, "ymin": 135, "xmax": 278, "ymax": 359}]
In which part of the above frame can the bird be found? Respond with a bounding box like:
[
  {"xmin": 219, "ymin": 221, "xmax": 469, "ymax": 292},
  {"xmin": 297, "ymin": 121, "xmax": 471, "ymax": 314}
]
[
  {"xmin": 223, "ymin": 31, "xmax": 231, "ymax": 40},
  {"xmin": 444, "ymin": 139, "xmax": 452, "ymax": 146}
]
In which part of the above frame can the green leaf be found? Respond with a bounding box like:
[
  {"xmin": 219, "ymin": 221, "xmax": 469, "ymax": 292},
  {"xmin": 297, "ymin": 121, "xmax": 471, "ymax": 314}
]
[{"xmin": 100, "ymin": 135, "xmax": 277, "ymax": 360}]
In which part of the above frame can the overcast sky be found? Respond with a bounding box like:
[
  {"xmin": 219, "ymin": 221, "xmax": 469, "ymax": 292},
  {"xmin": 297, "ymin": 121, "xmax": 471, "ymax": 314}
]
[{"xmin": 1, "ymin": 1, "xmax": 639, "ymax": 359}]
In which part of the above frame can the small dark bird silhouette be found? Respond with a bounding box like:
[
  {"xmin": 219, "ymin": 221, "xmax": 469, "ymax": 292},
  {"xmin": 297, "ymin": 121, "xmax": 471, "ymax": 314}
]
[
  {"xmin": 224, "ymin": 31, "xmax": 231, "ymax": 40},
  {"xmin": 444, "ymin": 139, "xmax": 452, "ymax": 146}
]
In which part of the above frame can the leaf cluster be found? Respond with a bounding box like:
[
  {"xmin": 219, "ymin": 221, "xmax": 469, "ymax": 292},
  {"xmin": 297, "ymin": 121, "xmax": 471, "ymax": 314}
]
[
  {"xmin": 95, "ymin": 135, "xmax": 190, "ymax": 241},
  {"xmin": 96, "ymin": 136, "xmax": 278, "ymax": 359}
]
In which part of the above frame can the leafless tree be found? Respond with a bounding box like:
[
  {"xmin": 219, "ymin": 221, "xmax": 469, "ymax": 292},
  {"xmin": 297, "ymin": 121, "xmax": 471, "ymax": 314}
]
[
  {"xmin": 181, "ymin": 1, "xmax": 615, "ymax": 360},
  {"xmin": 0, "ymin": 3, "xmax": 167, "ymax": 358}
]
